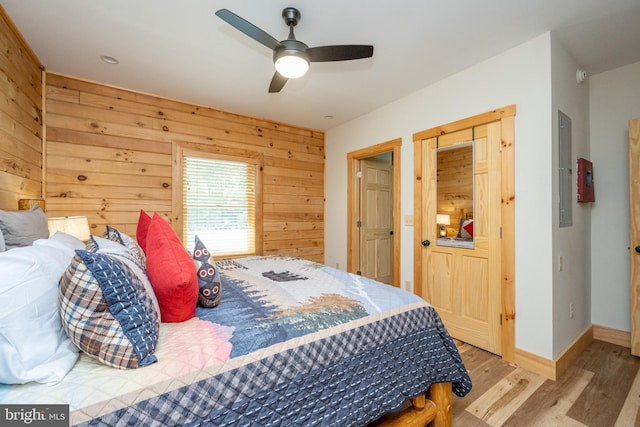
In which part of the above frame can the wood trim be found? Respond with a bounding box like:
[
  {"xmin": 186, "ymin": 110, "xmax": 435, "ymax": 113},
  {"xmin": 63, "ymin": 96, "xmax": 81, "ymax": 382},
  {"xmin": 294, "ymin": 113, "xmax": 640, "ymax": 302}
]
[
  {"xmin": 346, "ymin": 138, "xmax": 402, "ymax": 287},
  {"xmin": 554, "ymin": 325, "xmax": 593, "ymax": 380},
  {"xmin": 500, "ymin": 114, "xmax": 516, "ymax": 363},
  {"xmin": 630, "ymin": 117, "xmax": 640, "ymax": 355},
  {"xmin": 42, "ymin": 70, "xmax": 47, "ymax": 200},
  {"xmin": 413, "ymin": 138, "xmax": 424, "ymax": 298},
  {"xmin": 513, "ymin": 347, "xmax": 556, "ymax": 380},
  {"xmin": 593, "ymin": 324, "xmax": 631, "ymax": 348},
  {"xmin": 413, "ymin": 105, "xmax": 516, "ymax": 142},
  {"xmin": 514, "ymin": 326, "xmax": 593, "ymax": 380},
  {"xmin": 172, "ymin": 142, "xmax": 184, "ymax": 236},
  {"xmin": 173, "ymin": 140, "xmax": 265, "ymax": 254}
]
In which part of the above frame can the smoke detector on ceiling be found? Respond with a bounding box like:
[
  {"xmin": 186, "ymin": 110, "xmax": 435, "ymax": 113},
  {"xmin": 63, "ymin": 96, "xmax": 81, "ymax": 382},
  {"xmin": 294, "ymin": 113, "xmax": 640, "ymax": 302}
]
[{"xmin": 576, "ymin": 69, "xmax": 587, "ymax": 84}]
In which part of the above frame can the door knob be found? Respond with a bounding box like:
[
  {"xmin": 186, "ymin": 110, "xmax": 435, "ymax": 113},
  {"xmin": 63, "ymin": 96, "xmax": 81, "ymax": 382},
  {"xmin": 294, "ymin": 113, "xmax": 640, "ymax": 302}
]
[
  {"xmin": 636, "ymin": 246, "xmax": 640, "ymax": 253},
  {"xmin": 421, "ymin": 239, "xmax": 431, "ymax": 247}
]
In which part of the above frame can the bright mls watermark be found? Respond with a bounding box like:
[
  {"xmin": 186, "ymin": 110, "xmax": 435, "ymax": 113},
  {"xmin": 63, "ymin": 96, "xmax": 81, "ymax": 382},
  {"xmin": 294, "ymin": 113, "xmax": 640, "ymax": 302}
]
[{"xmin": 1, "ymin": 405, "xmax": 68, "ymax": 426}]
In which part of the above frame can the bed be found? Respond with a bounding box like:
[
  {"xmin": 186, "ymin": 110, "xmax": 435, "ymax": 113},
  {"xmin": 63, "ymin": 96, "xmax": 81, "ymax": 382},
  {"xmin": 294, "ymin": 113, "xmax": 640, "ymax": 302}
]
[{"xmin": 0, "ymin": 208, "xmax": 471, "ymax": 427}]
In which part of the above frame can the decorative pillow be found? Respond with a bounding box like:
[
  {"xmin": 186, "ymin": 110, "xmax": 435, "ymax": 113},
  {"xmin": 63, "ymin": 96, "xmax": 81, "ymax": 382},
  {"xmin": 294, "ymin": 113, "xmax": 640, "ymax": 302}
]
[
  {"xmin": 0, "ymin": 206, "xmax": 49, "ymax": 250},
  {"xmin": 136, "ymin": 210, "xmax": 152, "ymax": 254},
  {"xmin": 0, "ymin": 228, "xmax": 5, "ymax": 252},
  {"xmin": 103, "ymin": 225, "xmax": 146, "ymax": 272},
  {"xmin": 463, "ymin": 219, "xmax": 474, "ymax": 238},
  {"xmin": 192, "ymin": 236, "xmax": 222, "ymax": 308},
  {"xmin": 457, "ymin": 218, "xmax": 474, "ymax": 239},
  {"xmin": 89, "ymin": 235, "xmax": 160, "ymax": 317},
  {"xmin": 0, "ymin": 245, "xmax": 79, "ymax": 385},
  {"xmin": 145, "ymin": 213, "xmax": 198, "ymax": 322},
  {"xmin": 58, "ymin": 250, "xmax": 160, "ymax": 369}
]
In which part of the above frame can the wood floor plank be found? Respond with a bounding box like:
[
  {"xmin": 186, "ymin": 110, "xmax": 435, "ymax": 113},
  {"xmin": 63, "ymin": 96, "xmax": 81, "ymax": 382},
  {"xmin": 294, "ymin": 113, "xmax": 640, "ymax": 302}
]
[
  {"xmin": 615, "ymin": 366, "xmax": 640, "ymax": 427},
  {"xmin": 501, "ymin": 365, "xmax": 592, "ymax": 426},
  {"xmin": 465, "ymin": 368, "xmax": 546, "ymax": 426},
  {"xmin": 452, "ymin": 410, "xmax": 493, "ymax": 427},
  {"xmin": 453, "ymin": 356, "xmax": 517, "ymax": 416},
  {"xmin": 455, "ymin": 341, "xmax": 502, "ymax": 372},
  {"xmin": 567, "ymin": 341, "xmax": 640, "ymax": 426}
]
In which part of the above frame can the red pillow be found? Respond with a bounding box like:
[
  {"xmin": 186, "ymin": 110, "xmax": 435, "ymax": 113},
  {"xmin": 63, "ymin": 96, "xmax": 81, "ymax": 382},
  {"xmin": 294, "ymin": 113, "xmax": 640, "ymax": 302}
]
[
  {"xmin": 463, "ymin": 219, "xmax": 474, "ymax": 238},
  {"xmin": 145, "ymin": 213, "xmax": 198, "ymax": 322},
  {"xmin": 136, "ymin": 210, "xmax": 152, "ymax": 254}
]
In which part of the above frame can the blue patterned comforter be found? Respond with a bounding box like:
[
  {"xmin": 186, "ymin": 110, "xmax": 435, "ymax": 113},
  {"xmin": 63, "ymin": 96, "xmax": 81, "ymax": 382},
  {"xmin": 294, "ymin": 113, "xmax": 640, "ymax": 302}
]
[{"xmin": 1, "ymin": 256, "xmax": 471, "ymax": 426}]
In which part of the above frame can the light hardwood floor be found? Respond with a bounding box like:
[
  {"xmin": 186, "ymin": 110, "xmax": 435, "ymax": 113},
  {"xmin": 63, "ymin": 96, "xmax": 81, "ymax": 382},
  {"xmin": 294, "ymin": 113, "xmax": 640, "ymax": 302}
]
[{"xmin": 453, "ymin": 339, "xmax": 640, "ymax": 426}]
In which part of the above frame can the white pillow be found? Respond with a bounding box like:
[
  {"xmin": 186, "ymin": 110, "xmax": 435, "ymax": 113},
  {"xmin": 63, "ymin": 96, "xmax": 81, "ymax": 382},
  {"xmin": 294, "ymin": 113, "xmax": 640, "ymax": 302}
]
[
  {"xmin": 0, "ymin": 245, "xmax": 79, "ymax": 385},
  {"xmin": 33, "ymin": 231, "xmax": 85, "ymax": 255},
  {"xmin": 0, "ymin": 227, "xmax": 5, "ymax": 252}
]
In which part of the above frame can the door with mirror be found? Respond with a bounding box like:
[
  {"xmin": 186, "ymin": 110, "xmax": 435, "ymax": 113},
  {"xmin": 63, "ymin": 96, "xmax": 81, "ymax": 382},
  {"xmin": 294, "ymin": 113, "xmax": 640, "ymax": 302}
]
[{"xmin": 419, "ymin": 122, "xmax": 502, "ymax": 355}]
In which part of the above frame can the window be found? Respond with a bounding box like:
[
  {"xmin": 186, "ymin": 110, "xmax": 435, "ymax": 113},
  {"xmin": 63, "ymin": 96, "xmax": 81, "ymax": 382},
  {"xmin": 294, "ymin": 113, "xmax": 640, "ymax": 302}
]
[{"xmin": 176, "ymin": 143, "xmax": 263, "ymax": 257}]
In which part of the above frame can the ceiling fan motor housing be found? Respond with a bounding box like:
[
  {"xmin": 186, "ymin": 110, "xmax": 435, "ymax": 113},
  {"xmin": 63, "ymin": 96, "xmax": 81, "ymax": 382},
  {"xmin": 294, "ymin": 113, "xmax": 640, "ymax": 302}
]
[
  {"xmin": 274, "ymin": 39, "xmax": 309, "ymax": 62},
  {"xmin": 282, "ymin": 7, "xmax": 301, "ymax": 27}
]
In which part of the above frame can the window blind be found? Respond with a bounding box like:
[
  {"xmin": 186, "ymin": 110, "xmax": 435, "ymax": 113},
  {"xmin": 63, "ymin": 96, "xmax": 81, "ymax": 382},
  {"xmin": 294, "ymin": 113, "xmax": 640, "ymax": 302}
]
[{"xmin": 183, "ymin": 156, "xmax": 256, "ymax": 256}]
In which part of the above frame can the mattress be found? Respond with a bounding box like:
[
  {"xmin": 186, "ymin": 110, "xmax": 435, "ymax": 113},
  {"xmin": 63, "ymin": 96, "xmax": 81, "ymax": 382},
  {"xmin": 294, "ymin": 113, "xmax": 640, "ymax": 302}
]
[{"xmin": 0, "ymin": 256, "xmax": 471, "ymax": 426}]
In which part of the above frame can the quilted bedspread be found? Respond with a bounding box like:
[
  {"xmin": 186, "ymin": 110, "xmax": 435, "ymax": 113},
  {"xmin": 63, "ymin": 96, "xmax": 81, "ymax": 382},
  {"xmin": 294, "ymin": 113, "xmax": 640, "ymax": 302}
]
[{"xmin": 0, "ymin": 256, "xmax": 471, "ymax": 426}]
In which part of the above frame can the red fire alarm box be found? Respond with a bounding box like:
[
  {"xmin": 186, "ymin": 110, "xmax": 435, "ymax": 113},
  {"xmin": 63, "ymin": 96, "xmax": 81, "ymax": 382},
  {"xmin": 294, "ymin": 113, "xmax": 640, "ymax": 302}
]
[{"xmin": 576, "ymin": 158, "xmax": 595, "ymax": 202}]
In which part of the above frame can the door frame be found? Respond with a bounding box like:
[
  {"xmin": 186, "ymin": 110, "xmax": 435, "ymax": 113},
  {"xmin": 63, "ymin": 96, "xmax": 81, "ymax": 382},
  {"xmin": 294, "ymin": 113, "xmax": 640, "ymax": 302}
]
[
  {"xmin": 347, "ymin": 138, "xmax": 402, "ymax": 287},
  {"xmin": 413, "ymin": 105, "xmax": 516, "ymax": 362},
  {"xmin": 629, "ymin": 117, "xmax": 640, "ymax": 355}
]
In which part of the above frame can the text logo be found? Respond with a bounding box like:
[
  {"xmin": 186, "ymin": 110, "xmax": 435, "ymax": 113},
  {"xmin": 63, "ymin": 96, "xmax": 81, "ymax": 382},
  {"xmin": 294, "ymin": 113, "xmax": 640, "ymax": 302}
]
[{"xmin": 1, "ymin": 405, "xmax": 69, "ymax": 426}]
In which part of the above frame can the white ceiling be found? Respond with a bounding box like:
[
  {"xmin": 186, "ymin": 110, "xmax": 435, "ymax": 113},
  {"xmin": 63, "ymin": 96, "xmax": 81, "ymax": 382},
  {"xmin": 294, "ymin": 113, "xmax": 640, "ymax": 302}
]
[{"xmin": 3, "ymin": 0, "xmax": 640, "ymax": 131}]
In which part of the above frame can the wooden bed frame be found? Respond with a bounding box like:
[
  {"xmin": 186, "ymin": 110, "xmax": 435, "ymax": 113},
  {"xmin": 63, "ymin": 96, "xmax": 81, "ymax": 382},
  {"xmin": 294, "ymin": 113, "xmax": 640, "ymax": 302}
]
[{"xmin": 371, "ymin": 382, "xmax": 452, "ymax": 427}]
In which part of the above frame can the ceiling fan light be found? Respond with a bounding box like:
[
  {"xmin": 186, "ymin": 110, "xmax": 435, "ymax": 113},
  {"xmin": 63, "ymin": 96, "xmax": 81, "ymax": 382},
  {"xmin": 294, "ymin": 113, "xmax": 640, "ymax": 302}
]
[{"xmin": 275, "ymin": 54, "xmax": 309, "ymax": 79}]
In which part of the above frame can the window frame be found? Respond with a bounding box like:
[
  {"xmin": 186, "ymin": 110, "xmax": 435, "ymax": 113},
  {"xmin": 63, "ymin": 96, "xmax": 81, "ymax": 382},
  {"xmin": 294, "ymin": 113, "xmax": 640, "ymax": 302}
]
[{"xmin": 173, "ymin": 141, "xmax": 263, "ymax": 257}]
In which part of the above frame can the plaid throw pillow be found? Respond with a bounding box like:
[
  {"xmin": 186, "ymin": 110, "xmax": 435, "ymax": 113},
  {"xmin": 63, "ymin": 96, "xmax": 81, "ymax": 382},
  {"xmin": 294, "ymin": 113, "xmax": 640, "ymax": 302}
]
[{"xmin": 59, "ymin": 250, "xmax": 160, "ymax": 369}]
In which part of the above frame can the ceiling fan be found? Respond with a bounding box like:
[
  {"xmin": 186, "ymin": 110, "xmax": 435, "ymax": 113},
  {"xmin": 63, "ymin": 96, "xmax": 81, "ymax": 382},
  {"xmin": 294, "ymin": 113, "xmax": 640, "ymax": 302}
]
[{"xmin": 215, "ymin": 7, "xmax": 374, "ymax": 93}]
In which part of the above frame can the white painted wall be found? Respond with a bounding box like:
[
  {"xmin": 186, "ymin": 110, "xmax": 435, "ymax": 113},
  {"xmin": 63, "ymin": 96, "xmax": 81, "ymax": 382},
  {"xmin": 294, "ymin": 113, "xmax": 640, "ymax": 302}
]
[
  {"xmin": 590, "ymin": 61, "xmax": 640, "ymax": 332},
  {"xmin": 325, "ymin": 33, "xmax": 556, "ymax": 359},
  {"xmin": 550, "ymin": 35, "xmax": 592, "ymax": 356}
]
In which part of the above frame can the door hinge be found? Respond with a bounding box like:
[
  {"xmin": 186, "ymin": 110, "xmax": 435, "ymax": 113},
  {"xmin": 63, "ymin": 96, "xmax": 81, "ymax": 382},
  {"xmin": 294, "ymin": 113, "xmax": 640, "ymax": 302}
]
[
  {"xmin": 500, "ymin": 226, "xmax": 502, "ymax": 238},
  {"xmin": 500, "ymin": 313, "xmax": 503, "ymax": 325},
  {"xmin": 356, "ymin": 171, "xmax": 362, "ymax": 179},
  {"xmin": 357, "ymin": 220, "xmax": 362, "ymax": 228}
]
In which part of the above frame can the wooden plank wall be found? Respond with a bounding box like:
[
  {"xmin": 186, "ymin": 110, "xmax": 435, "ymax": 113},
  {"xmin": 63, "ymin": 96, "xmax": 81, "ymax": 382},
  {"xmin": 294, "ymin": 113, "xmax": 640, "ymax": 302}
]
[
  {"xmin": 45, "ymin": 73, "xmax": 325, "ymax": 262},
  {"xmin": 0, "ymin": 6, "xmax": 43, "ymax": 210}
]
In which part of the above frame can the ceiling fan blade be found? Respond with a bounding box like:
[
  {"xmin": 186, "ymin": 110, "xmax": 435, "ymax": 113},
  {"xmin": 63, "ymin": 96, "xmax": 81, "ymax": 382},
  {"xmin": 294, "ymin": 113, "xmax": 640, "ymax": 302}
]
[
  {"xmin": 215, "ymin": 9, "xmax": 282, "ymax": 51},
  {"xmin": 307, "ymin": 45, "xmax": 374, "ymax": 62},
  {"xmin": 268, "ymin": 72, "xmax": 288, "ymax": 93}
]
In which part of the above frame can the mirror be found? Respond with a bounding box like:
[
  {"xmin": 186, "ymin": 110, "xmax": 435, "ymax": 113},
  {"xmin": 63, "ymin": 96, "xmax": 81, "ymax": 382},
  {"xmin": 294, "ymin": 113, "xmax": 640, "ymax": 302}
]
[{"xmin": 436, "ymin": 141, "xmax": 474, "ymax": 248}]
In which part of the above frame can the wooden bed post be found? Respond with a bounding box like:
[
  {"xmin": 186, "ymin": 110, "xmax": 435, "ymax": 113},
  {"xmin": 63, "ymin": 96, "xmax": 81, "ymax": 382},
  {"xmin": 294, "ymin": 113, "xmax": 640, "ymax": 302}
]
[
  {"xmin": 429, "ymin": 382, "xmax": 452, "ymax": 427},
  {"xmin": 372, "ymin": 382, "xmax": 453, "ymax": 427}
]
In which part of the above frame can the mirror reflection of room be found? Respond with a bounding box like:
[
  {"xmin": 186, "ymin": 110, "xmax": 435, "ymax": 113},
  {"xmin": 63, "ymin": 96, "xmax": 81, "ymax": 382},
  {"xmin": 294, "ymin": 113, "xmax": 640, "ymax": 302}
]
[{"xmin": 436, "ymin": 141, "xmax": 474, "ymax": 248}]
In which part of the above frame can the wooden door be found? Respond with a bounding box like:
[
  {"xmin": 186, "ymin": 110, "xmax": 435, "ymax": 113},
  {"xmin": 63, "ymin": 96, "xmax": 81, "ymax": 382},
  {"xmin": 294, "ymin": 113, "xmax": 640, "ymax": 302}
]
[
  {"xmin": 359, "ymin": 158, "xmax": 394, "ymax": 285},
  {"xmin": 629, "ymin": 117, "xmax": 640, "ymax": 356},
  {"xmin": 418, "ymin": 121, "xmax": 503, "ymax": 355}
]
